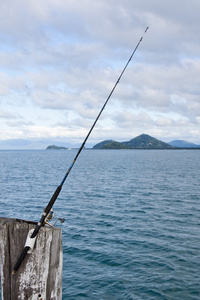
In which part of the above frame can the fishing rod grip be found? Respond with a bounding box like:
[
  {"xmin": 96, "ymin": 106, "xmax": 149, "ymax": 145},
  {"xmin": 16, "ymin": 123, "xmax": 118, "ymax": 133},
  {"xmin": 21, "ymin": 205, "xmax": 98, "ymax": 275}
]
[{"xmin": 12, "ymin": 246, "xmax": 30, "ymax": 274}]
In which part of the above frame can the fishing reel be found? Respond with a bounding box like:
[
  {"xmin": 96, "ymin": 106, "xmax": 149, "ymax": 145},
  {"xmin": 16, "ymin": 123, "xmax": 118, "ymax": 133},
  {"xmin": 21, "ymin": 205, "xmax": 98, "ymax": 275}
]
[{"xmin": 43, "ymin": 208, "xmax": 65, "ymax": 227}]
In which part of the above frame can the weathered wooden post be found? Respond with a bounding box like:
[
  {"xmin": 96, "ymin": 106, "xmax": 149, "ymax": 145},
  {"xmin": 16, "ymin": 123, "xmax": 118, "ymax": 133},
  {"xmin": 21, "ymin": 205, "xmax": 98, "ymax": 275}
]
[{"xmin": 0, "ymin": 217, "xmax": 63, "ymax": 300}]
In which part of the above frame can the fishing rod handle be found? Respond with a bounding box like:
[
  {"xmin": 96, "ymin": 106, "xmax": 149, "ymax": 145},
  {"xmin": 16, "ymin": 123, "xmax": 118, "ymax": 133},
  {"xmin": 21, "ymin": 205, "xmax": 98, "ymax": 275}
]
[
  {"xmin": 13, "ymin": 184, "xmax": 62, "ymax": 273},
  {"xmin": 12, "ymin": 246, "xmax": 30, "ymax": 274}
]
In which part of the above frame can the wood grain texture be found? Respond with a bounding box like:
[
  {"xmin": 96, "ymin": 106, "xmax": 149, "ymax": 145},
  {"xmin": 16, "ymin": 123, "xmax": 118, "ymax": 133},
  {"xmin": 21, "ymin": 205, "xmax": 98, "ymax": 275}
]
[{"xmin": 0, "ymin": 217, "xmax": 63, "ymax": 300}]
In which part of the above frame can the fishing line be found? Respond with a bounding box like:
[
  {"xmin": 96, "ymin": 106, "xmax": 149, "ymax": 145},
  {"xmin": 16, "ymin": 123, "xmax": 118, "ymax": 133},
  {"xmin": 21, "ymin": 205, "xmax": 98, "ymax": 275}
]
[{"xmin": 13, "ymin": 26, "xmax": 149, "ymax": 273}]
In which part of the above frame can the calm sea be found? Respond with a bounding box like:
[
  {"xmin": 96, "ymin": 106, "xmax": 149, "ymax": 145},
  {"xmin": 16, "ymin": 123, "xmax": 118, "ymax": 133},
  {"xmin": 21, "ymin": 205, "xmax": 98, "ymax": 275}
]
[{"xmin": 0, "ymin": 149, "xmax": 200, "ymax": 299}]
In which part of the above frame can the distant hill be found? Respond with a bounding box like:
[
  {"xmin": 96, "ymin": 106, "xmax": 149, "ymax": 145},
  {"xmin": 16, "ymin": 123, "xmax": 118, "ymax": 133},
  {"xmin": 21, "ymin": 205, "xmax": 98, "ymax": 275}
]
[
  {"xmin": 124, "ymin": 134, "xmax": 173, "ymax": 149},
  {"xmin": 168, "ymin": 140, "xmax": 200, "ymax": 148},
  {"xmin": 93, "ymin": 134, "xmax": 174, "ymax": 149}
]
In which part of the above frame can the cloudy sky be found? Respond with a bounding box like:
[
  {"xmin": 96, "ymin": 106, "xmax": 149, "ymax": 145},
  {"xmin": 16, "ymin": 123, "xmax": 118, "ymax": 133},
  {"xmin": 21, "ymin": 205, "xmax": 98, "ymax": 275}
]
[{"xmin": 0, "ymin": 0, "xmax": 200, "ymax": 149}]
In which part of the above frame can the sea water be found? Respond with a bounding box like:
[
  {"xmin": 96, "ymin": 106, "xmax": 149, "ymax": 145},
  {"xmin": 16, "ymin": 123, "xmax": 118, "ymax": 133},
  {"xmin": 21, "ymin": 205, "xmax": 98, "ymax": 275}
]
[{"xmin": 0, "ymin": 149, "xmax": 200, "ymax": 299}]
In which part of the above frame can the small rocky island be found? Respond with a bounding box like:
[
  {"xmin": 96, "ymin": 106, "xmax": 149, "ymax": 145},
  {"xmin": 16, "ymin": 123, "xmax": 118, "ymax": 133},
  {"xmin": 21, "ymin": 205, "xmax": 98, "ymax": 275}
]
[
  {"xmin": 46, "ymin": 145, "xmax": 68, "ymax": 150},
  {"xmin": 46, "ymin": 145, "xmax": 79, "ymax": 150}
]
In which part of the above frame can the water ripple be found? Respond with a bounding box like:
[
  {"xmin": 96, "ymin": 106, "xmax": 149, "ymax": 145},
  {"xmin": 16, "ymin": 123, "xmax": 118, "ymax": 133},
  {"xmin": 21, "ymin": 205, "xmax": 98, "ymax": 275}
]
[{"xmin": 1, "ymin": 150, "xmax": 200, "ymax": 299}]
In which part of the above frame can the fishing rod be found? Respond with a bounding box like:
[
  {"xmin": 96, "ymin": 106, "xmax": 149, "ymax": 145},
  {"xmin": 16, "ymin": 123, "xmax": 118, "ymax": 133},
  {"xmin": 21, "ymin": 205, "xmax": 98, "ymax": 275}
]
[{"xmin": 12, "ymin": 26, "xmax": 149, "ymax": 274}]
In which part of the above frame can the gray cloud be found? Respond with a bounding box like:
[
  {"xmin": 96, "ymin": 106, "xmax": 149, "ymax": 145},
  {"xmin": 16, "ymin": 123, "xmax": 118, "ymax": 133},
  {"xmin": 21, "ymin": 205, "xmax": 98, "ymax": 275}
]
[{"xmin": 0, "ymin": 0, "xmax": 200, "ymax": 147}]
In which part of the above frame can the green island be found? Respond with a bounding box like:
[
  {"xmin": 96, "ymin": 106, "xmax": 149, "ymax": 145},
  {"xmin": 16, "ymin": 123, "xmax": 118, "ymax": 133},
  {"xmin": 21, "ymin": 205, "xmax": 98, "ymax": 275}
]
[{"xmin": 93, "ymin": 134, "xmax": 174, "ymax": 149}]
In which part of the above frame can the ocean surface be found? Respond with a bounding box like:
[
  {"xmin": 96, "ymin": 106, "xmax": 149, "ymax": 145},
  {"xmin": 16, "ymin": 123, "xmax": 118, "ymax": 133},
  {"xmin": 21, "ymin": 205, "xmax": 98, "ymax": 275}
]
[{"xmin": 0, "ymin": 149, "xmax": 200, "ymax": 299}]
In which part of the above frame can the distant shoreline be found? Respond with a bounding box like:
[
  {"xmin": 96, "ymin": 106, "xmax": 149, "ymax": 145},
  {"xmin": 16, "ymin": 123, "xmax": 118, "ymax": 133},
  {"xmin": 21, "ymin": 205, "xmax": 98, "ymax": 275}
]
[
  {"xmin": 46, "ymin": 134, "xmax": 200, "ymax": 150},
  {"xmin": 46, "ymin": 147, "xmax": 200, "ymax": 151},
  {"xmin": 0, "ymin": 148, "xmax": 200, "ymax": 151}
]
